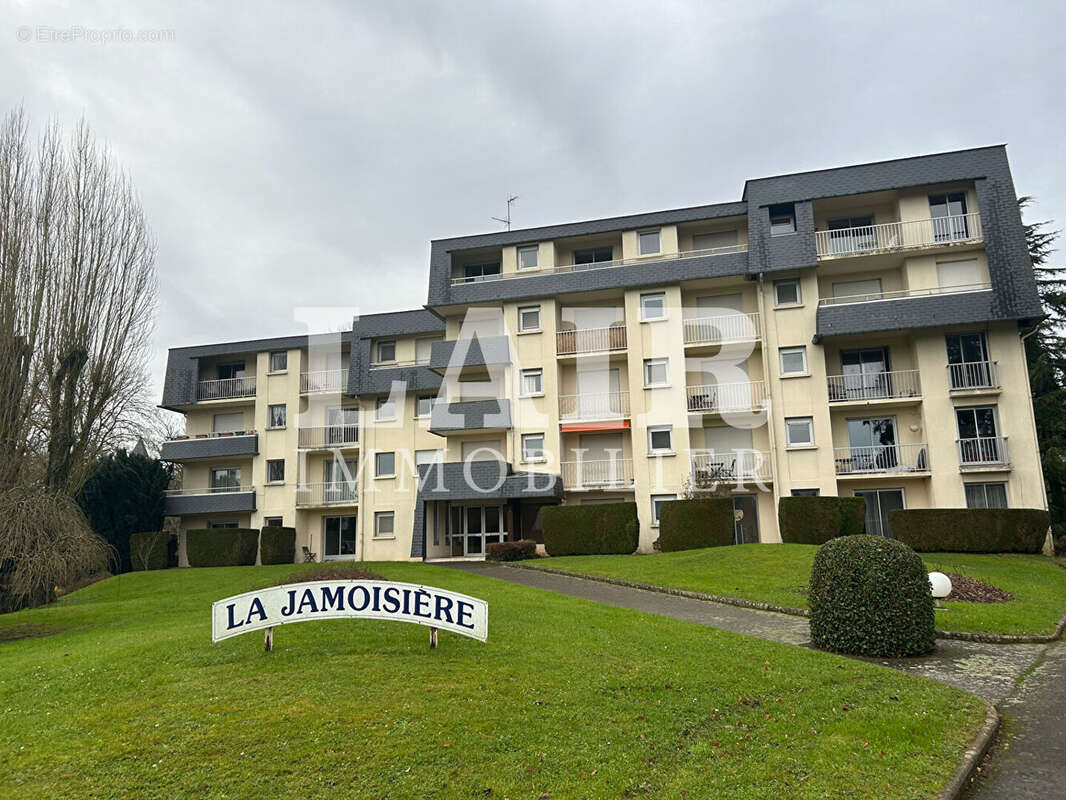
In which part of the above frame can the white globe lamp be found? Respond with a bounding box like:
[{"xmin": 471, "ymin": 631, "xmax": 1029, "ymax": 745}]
[{"xmin": 928, "ymin": 571, "xmax": 952, "ymax": 607}]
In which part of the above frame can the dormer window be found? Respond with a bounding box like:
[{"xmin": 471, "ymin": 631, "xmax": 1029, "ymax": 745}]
[
  {"xmin": 517, "ymin": 245, "xmax": 539, "ymax": 270},
  {"xmin": 638, "ymin": 229, "xmax": 661, "ymax": 255},
  {"xmin": 769, "ymin": 204, "xmax": 796, "ymax": 236},
  {"xmin": 376, "ymin": 340, "xmax": 396, "ymax": 363}
]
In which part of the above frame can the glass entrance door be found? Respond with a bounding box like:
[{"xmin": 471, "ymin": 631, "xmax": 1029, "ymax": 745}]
[
  {"xmin": 839, "ymin": 348, "xmax": 890, "ymax": 400},
  {"xmin": 323, "ymin": 515, "xmax": 356, "ymax": 559},
  {"xmin": 732, "ymin": 495, "xmax": 760, "ymax": 544},
  {"xmin": 846, "ymin": 417, "xmax": 899, "ymax": 472},
  {"xmin": 853, "ymin": 489, "xmax": 905, "ymax": 537},
  {"xmin": 450, "ymin": 506, "xmax": 506, "ymax": 556}
]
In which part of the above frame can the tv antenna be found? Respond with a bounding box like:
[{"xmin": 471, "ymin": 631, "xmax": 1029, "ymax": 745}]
[{"xmin": 491, "ymin": 195, "xmax": 519, "ymax": 230}]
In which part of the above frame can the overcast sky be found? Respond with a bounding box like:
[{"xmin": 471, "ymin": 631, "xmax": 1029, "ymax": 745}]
[{"xmin": 4, "ymin": 0, "xmax": 1065, "ymax": 400}]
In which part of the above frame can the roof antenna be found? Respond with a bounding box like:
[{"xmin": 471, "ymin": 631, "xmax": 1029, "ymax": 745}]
[{"xmin": 491, "ymin": 195, "xmax": 519, "ymax": 231}]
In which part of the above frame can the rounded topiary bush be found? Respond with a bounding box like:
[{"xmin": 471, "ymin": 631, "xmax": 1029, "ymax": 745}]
[{"xmin": 808, "ymin": 535, "xmax": 935, "ymax": 657}]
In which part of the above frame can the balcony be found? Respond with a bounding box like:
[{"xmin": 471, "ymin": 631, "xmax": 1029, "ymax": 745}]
[
  {"xmin": 686, "ymin": 381, "xmax": 766, "ymax": 414},
  {"xmin": 298, "ymin": 425, "xmax": 359, "ymax": 450},
  {"xmin": 300, "ymin": 369, "xmax": 349, "ymax": 394},
  {"xmin": 814, "ymin": 213, "xmax": 982, "ymax": 258},
  {"xmin": 817, "ymin": 282, "xmax": 992, "ymax": 308},
  {"xmin": 196, "ymin": 377, "xmax": 256, "ymax": 402},
  {"xmin": 683, "ymin": 312, "xmax": 760, "ymax": 346},
  {"xmin": 160, "ymin": 432, "xmax": 258, "ymax": 462},
  {"xmin": 296, "ymin": 482, "xmax": 359, "ymax": 508},
  {"xmin": 948, "ymin": 361, "xmax": 1000, "ymax": 392},
  {"xmin": 164, "ymin": 486, "xmax": 256, "ymax": 515},
  {"xmin": 957, "ymin": 437, "xmax": 1010, "ymax": 470},
  {"xmin": 559, "ymin": 391, "xmax": 630, "ymax": 422},
  {"xmin": 826, "ymin": 370, "xmax": 921, "ymax": 405},
  {"xmin": 833, "ymin": 443, "xmax": 929, "ymax": 476},
  {"xmin": 556, "ymin": 325, "xmax": 627, "ymax": 356},
  {"xmin": 691, "ymin": 450, "xmax": 772, "ymax": 485},
  {"xmin": 560, "ymin": 458, "xmax": 634, "ymax": 490},
  {"xmin": 429, "ymin": 399, "xmax": 511, "ymax": 435},
  {"xmin": 370, "ymin": 358, "xmax": 430, "ymax": 369}
]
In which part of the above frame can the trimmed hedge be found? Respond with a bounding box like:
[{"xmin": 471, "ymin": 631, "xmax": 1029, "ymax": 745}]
[
  {"xmin": 186, "ymin": 528, "xmax": 259, "ymax": 567},
  {"xmin": 129, "ymin": 531, "xmax": 170, "ymax": 571},
  {"xmin": 809, "ymin": 535, "xmax": 935, "ymax": 657},
  {"xmin": 779, "ymin": 496, "xmax": 866, "ymax": 545},
  {"xmin": 889, "ymin": 508, "xmax": 1050, "ymax": 553},
  {"xmin": 486, "ymin": 540, "xmax": 538, "ymax": 562},
  {"xmin": 260, "ymin": 526, "xmax": 297, "ymax": 565},
  {"xmin": 541, "ymin": 502, "xmax": 639, "ymax": 556},
  {"xmin": 658, "ymin": 498, "xmax": 734, "ymax": 552}
]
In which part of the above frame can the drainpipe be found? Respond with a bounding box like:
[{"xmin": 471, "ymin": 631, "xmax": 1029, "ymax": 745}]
[{"xmin": 754, "ymin": 272, "xmax": 784, "ymax": 534}]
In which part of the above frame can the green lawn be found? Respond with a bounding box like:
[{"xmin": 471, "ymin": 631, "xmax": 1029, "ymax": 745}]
[
  {"xmin": 0, "ymin": 564, "xmax": 985, "ymax": 799},
  {"xmin": 525, "ymin": 544, "xmax": 1066, "ymax": 636}
]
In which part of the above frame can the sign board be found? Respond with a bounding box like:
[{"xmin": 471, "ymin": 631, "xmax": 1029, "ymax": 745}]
[{"xmin": 212, "ymin": 580, "xmax": 488, "ymax": 644}]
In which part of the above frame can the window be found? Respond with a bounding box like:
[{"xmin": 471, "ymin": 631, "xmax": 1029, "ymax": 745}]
[
  {"xmin": 518, "ymin": 305, "xmax": 541, "ymax": 332},
  {"xmin": 946, "ymin": 333, "xmax": 994, "ymax": 389},
  {"xmin": 268, "ymin": 404, "xmax": 286, "ymax": 429},
  {"xmin": 517, "ymin": 245, "xmax": 539, "ymax": 269},
  {"xmin": 955, "ymin": 406, "xmax": 1003, "ymax": 463},
  {"xmin": 269, "ymin": 351, "xmax": 287, "ymax": 372},
  {"xmin": 217, "ymin": 362, "xmax": 245, "ymax": 380},
  {"xmin": 375, "ymin": 340, "xmax": 396, "ymax": 363},
  {"xmin": 415, "ymin": 449, "xmax": 443, "ymax": 467},
  {"xmin": 640, "ymin": 292, "xmax": 666, "ymax": 321},
  {"xmin": 937, "ymin": 258, "xmax": 981, "ymax": 290},
  {"xmin": 208, "ymin": 520, "xmax": 239, "ymax": 529},
  {"xmin": 785, "ymin": 417, "xmax": 814, "ymax": 447},
  {"xmin": 324, "ymin": 515, "xmax": 356, "ymax": 557},
  {"xmin": 647, "ymin": 425, "xmax": 674, "ymax": 454},
  {"xmin": 210, "ymin": 467, "xmax": 241, "ymax": 490},
  {"xmin": 212, "ymin": 412, "xmax": 244, "ymax": 433},
  {"xmin": 415, "ymin": 336, "xmax": 441, "ymax": 365},
  {"xmin": 651, "ymin": 494, "xmax": 676, "ymax": 526},
  {"xmin": 769, "ymin": 203, "xmax": 796, "ymax": 236},
  {"xmin": 643, "ymin": 357, "xmax": 669, "ymax": 387},
  {"xmin": 573, "ymin": 246, "xmax": 614, "ymax": 266},
  {"xmin": 965, "ymin": 482, "xmax": 1009, "ymax": 509},
  {"xmin": 520, "ymin": 368, "xmax": 543, "ymax": 396},
  {"xmin": 375, "ymin": 451, "xmax": 395, "ymax": 477},
  {"xmin": 779, "ymin": 346, "xmax": 808, "ymax": 376},
  {"xmin": 462, "ymin": 261, "xmax": 502, "ymax": 281},
  {"xmin": 522, "ymin": 433, "xmax": 545, "ymax": 462},
  {"xmin": 826, "ymin": 216, "xmax": 875, "ymax": 254},
  {"xmin": 638, "ymin": 229, "xmax": 661, "ymax": 255},
  {"xmin": 692, "ymin": 230, "xmax": 738, "ymax": 253},
  {"xmin": 773, "ymin": 278, "xmax": 801, "ymax": 307},
  {"xmin": 832, "ymin": 278, "xmax": 883, "ymax": 302},
  {"xmin": 791, "ymin": 488, "xmax": 820, "ymax": 497},
  {"xmin": 928, "ymin": 192, "xmax": 969, "ymax": 241},
  {"xmin": 374, "ymin": 511, "xmax": 396, "ymax": 538},
  {"xmin": 266, "ymin": 459, "xmax": 285, "ymax": 484},
  {"xmin": 854, "ymin": 488, "xmax": 905, "ymax": 537},
  {"xmin": 376, "ymin": 396, "xmax": 396, "ymax": 421},
  {"xmin": 415, "ymin": 394, "xmax": 435, "ymax": 418},
  {"xmin": 263, "ymin": 517, "xmax": 284, "ymax": 527}
]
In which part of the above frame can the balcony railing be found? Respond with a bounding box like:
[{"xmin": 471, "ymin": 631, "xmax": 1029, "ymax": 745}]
[
  {"xmin": 815, "ymin": 212, "xmax": 983, "ymax": 258},
  {"xmin": 817, "ymin": 281, "xmax": 992, "ymax": 307},
  {"xmin": 165, "ymin": 485, "xmax": 254, "ymax": 496},
  {"xmin": 370, "ymin": 358, "xmax": 431, "ymax": 369},
  {"xmin": 559, "ymin": 391, "xmax": 630, "ymax": 421},
  {"xmin": 691, "ymin": 450, "xmax": 772, "ymax": 485},
  {"xmin": 300, "ymin": 369, "xmax": 349, "ymax": 394},
  {"xmin": 827, "ymin": 369, "xmax": 921, "ymax": 403},
  {"xmin": 196, "ymin": 377, "xmax": 256, "ymax": 401},
  {"xmin": 683, "ymin": 311, "xmax": 760, "ymax": 345},
  {"xmin": 556, "ymin": 325, "xmax": 627, "ymax": 356},
  {"xmin": 296, "ymin": 482, "xmax": 360, "ymax": 507},
  {"xmin": 948, "ymin": 361, "xmax": 1000, "ymax": 391},
  {"xmin": 298, "ymin": 425, "xmax": 359, "ymax": 449},
  {"xmin": 560, "ymin": 458, "xmax": 634, "ymax": 490},
  {"xmin": 833, "ymin": 443, "xmax": 929, "ymax": 475},
  {"xmin": 957, "ymin": 436, "xmax": 1010, "ymax": 467},
  {"xmin": 686, "ymin": 381, "xmax": 766, "ymax": 413},
  {"xmin": 451, "ymin": 244, "xmax": 748, "ymax": 286}
]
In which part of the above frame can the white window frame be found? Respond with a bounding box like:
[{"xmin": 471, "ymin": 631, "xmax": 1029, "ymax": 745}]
[
  {"xmin": 769, "ymin": 204, "xmax": 796, "ymax": 236},
  {"xmin": 521, "ymin": 433, "xmax": 546, "ymax": 462},
  {"xmin": 415, "ymin": 394, "xmax": 435, "ymax": 418},
  {"xmin": 375, "ymin": 340, "xmax": 397, "ymax": 363},
  {"xmin": 520, "ymin": 368, "xmax": 543, "ymax": 397},
  {"xmin": 415, "ymin": 449, "xmax": 443, "ymax": 467},
  {"xmin": 517, "ymin": 245, "xmax": 539, "ymax": 270},
  {"xmin": 268, "ymin": 351, "xmax": 287, "ymax": 373},
  {"xmin": 773, "ymin": 278, "xmax": 802, "ymax": 307},
  {"xmin": 651, "ymin": 494, "xmax": 676, "ymax": 527},
  {"xmin": 785, "ymin": 416, "xmax": 814, "ymax": 448},
  {"xmin": 374, "ymin": 511, "xmax": 396, "ymax": 539},
  {"xmin": 375, "ymin": 451, "xmax": 396, "ymax": 478},
  {"xmin": 266, "ymin": 459, "xmax": 285, "ymax": 484},
  {"xmin": 779, "ymin": 346, "xmax": 808, "ymax": 377},
  {"xmin": 640, "ymin": 292, "xmax": 667, "ymax": 321},
  {"xmin": 376, "ymin": 396, "xmax": 397, "ymax": 421},
  {"xmin": 263, "ymin": 516, "xmax": 284, "ymax": 527},
  {"xmin": 647, "ymin": 425, "xmax": 674, "ymax": 455},
  {"xmin": 643, "ymin": 357, "xmax": 670, "ymax": 388},
  {"xmin": 638, "ymin": 229, "xmax": 661, "ymax": 256},
  {"xmin": 518, "ymin": 305, "xmax": 541, "ymax": 332},
  {"xmin": 964, "ymin": 481, "xmax": 1009, "ymax": 509},
  {"xmin": 267, "ymin": 404, "xmax": 287, "ymax": 430}
]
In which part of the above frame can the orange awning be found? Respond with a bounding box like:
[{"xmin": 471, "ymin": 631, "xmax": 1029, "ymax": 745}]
[{"xmin": 559, "ymin": 420, "xmax": 631, "ymax": 433}]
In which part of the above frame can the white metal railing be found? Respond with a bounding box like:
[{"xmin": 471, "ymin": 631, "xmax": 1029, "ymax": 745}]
[
  {"xmin": 560, "ymin": 458, "xmax": 634, "ymax": 489},
  {"xmin": 300, "ymin": 369, "xmax": 349, "ymax": 393},
  {"xmin": 815, "ymin": 212, "xmax": 982, "ymax": 258},
  {"xmin": 196, "ymin": 377, "xmax": 256, "ymax": 401},
  {"xmin": 165, "ymin": 485, "xmax": 254, "ymax": 496},
  {"xmin": 169, "ymin": 430, "xmax": 256, "ymax": 440},
  {"xmin": 686, "ymin": 381, "xmax": 766, "ymax": 413},
  {"xmin": 556, "ymin": 325, "xmax": 627, "ymax": 355},
  {"xmin": 817, "ymin": 281, "xmax": 992, "ymax": 307},
  {"xmin": 691, "ymin": 450, "xmax": 772, "ymax": 484},
  {"xmin": 369, "ymin": 358, "xmax": 431, "ymax": 369},
  {"xmin": 957, "ymin": 436, "xmax": 1010, "ymax": 467},
  {"xmin": 451, "ymin": 244, "xmax": 748, "ymax": 286},
  {"xmin": 826, "ymin": 369, "xmax": 921, "ymax": 402},
  {"xmin": 683, "ymin": 311, "xmax": 760, "ymax": 345},
  {"xmin": 558, "ymin": 391, "xmax": 630, "ymax": 421},
  {"xmin": 833, "ymin": 443, "xmax": 929, "ymax": 475},
  {"xmin": 296, "ymin": 482, "xmax": 360, "ymax": 507},
  {"xmin": 298, "ymin": 425, "xmax": 360, "ymax": 449},
  {"xmin": 948, "ymin": 361, "xmax": 1000, "ymax": 391}
]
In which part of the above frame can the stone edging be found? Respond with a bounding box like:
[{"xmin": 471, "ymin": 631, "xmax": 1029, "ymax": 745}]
[
  {"xmin": 505, "ymin": 562, "xmax": 1066, "ymax": 644},
  {"xmin": 936, "ymin": 704, "xmax": 1000, "ymax": 800}
]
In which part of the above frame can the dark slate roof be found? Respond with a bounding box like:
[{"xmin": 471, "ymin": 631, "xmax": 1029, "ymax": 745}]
[
  {"xmin": 160, "ymin": 434, "xmax": 259, "ymax": 462},
  {"xmin": 429, "ymin": 399, "xmax": 511, "ymax": 434},
  {"xmin": 347, "ymin": 308, "xmax": 446, "ymax": 396},
  {"xmin": 416, "ymin": 460, "xmax": 563, "ymax": 501}
]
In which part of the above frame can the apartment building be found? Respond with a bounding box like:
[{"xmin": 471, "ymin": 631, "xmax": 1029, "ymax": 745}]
[{"xmin": 160, "ymin": 145, "xmax": 1047, "ymax": 562}]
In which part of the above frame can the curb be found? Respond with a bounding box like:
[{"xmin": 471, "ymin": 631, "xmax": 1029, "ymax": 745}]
[
  {"xmin": 936, "ymin": 704, "xmax": 1000, "ymax": 800},
  {"xmin": 934, "ymin": 613, "xmax": 1066, "ymax": 644}
]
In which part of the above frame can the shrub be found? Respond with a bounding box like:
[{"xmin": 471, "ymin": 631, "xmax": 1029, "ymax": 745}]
[
  {"xmin": 658, "ymin": 498, "xmax": 734, "ymax": 552},
  {"xmin": 889, "ymin": 508, "xmax": 1050, "ymax": 553},
  {"xmin": 259, "ymin": 526, "xmax": 297, "ymax": 565},
  {"xmin": 283, "ymin": 565, "xmax": 385, "ymax": 583},
  {"xmin": 186, "ymin": 528, "xmax": 259, "ymax": 567},
  {"xmin": 779, "ymin": 496, "xmax": 866, "ymax": 545},
  {"xmin": 541, "ymin": 502, "xmax": 639, "ymax": 556},
  {"xmin": 129, "ymin": 531, "xmax": 170, "ymax": 571},
  {"xmin": 486, "ymin": 540, "xmax": 538, "ymax": 561},
  {"xmin": 809, "ymin": 535, "xmax": 935, "ymax": 657}
]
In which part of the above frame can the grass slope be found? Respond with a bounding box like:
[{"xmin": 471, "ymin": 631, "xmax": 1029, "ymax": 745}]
[
  {"xmin": 0, "ymin": 564, "xmax": 984, "ymax": 799},
  {"xmin": 529, "ymin": 544, "xmax": 1066, "ymax": 636}
]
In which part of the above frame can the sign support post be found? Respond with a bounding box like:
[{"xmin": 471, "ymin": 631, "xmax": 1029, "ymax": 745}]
[
  {"xmin": 264, "ymin": 626, "xmax": 274, "ymax": 652},
  {"xmin": 429, "ymin": 627, "xmax": 438, "ymax": 649}
]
